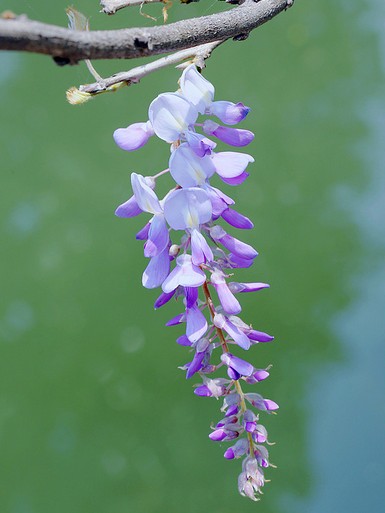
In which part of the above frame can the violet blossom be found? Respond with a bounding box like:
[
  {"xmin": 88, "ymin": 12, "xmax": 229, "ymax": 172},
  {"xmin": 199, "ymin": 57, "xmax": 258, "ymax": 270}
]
[{"xmin": 114, "ymin": 64, "xmax": 277, "ymax": 501}]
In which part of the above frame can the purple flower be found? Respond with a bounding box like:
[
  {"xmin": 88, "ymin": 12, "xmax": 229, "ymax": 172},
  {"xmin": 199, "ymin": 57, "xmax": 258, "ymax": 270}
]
[
  {"xmin": 220, "ymin": 171, "xmax": 250, "ymax": 186},
  {"xmin": 154, "ymin": 290, "xmax": 176, "ymax": 309},
  {"xmin": 254, "ymin": 445, "xmax": 270, "ymax": 468},
  {"xmin": 180, "ymin": 65, "xmax": 250, "ymax": 125},
  {"xmin": 179, "ymin": 64, "xmax": 215, "ymax": 114},
  {"xmin": 177, "ymin": 334, "xmax": 192, "ymax": 346},
  {"xmin": 209, "ymin": 428, "xmax": 240, "ymax": 442},
  {"xmin": 224, "ymin": 438, "xmax": 249, "ymax": 460},
  {"xmin": 211, "ymin": 151, "xmax": 254, "ymax": 180},
  {"xmin": 211, "ymin": 270, "xmax": 241, "ymax": 315},
  {"xmin": 228, "ymin": 282, "xmax": 270, "ymax": 293},
  {"xmin": 221, "ymin": 353, "xmax": 254, "ymax": 380},
  {"xmin": 253, "ymin": 424, "xmax": 268, "ymax": 444},
  {"xmin": 245, "ymin": 369, "xmax": 270, "ymax": 384},
  {"xmin": 162, "ymin": 254, "xmax": 206, "ymax": 293},
  {"xmin": 194, "ymin": 377, "xmax": 230, "ymax": 398},
  {"xmin": 204, "ymin": 185, "xmax": 234, "ymax": 219},
  {"xmin": 113, "ymin": 121, "xmax": 154, "ymax": 151},
  {"xmin": 131, "ymin": 173, "xmax": 162, "ymax": 215},
  {"xmin": 214, "ymin": 313, "xmax": 251, "ymax": 350},
  {"xmin": 203, "ymin": 120, "xmax": 254, "ymax": 147},
  {"xmin": 210, "ymin": 225, "xmax": 258, "ymax": 261},
  {"xmin": 166, "ymin": 313, "xmax": 185, "ymax": 327},
  {"xmin": 184, "ymin": 286, "xmax": 199, "ymax": 308},
  {"xmin": 209, "ymin": 101, "xmax": 250, "ymax": 125},
  {"xmin": 221, "ymin": 392, "xmax": 241, "ymax": 413},
  {"xmin": 184, "ymin": 131, "xmax": 216, "ymax": 157},
  {"xmin": 186, "ymin": 304, "xmax": 207, "ymax": 343},
  {"xmin": 164, "ymin": 188, "xmax": 212, "ymax": 230},
  {"xmin": 238, "ymin": 457, "xmax": 265, "ymax": 501},
  {"xmin": 169, "ymin": 143, "xmax": 215, "ymax": 187},
  {"xmin": 149, "ymin": 92, "xmax": 198, "ymax": 143},
  {"xmin": 142, "ymin": 246, "xmax": 170, "ymax": 289},
  {"xmin": 169, "ymin": 143, "xmax": 215, "ymax": 188},
  {"xmin": 190, "ymin": 229, "xmax": 213, "ymax": 265},
  {"xmin": 115, "ymin": 195, "xmax": 142, "ymax": 218},
  {"xmin": 144, "ymin": 214, "xmax": 169, "ymax": 257},
  {"xmin": 245, "ymin": 329, "xmax": 274, "ymax": 343},
  {"xmin": 136, "ymin": 222, "xmax": 150, "ymax": 240},
  {"xmin": 228, "ymin": 253, "xmax": 255, "ymax": 269},
  {"xmin": 186, "ymin": 337, "xmax": 210, "ymax": 378},
  {"xmin": 245, "ymin": 393, "xmax": 279, "ymax": 412},
  {"xmin": 221, "ymin": 208, "xmax": 254, "ymax": 230},
  {"xmin": 113, "ymin": 64, "xmax": 277, "ymax": 502}
]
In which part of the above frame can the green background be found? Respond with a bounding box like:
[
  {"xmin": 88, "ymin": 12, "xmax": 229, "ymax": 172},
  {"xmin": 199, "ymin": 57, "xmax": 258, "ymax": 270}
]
[{"xmin": 1, "ymin": 1, "xmax": 384, "ymax": 512}]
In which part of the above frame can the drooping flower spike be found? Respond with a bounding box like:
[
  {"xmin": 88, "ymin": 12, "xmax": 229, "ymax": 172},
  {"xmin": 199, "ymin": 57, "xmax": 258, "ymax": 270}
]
[{"xmin": 114, "ymin": 64, "xmax": 277, "ymax": 501}]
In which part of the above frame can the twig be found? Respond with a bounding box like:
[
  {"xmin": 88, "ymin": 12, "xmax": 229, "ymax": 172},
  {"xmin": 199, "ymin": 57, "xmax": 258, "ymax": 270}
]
[
  {"xmin": 67, "ymin": 39, "xmax": 224, "ymax": 103},
  {"xmin": 0, "ymin": 0, "xmax": 294, "ymax": 64},
  {"xmin": 100, "ymin": 0, "xmax": 163, "ymax": 15}
]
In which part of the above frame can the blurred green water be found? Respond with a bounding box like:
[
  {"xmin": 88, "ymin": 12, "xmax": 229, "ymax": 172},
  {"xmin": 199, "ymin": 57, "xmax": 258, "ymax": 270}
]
[{"xmin": 0, "ymin": 1, "xmax": 384, "ymax": 512}]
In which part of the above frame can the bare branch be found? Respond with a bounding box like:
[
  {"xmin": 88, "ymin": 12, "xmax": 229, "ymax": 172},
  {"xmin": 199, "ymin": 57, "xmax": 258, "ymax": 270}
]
[
  {"xmin": 82, "ymin": 39, "xmax": 223, "ymax": 92},
  {"xmin": 0, "ymin": 0, "xmax": 294, "ymax": 64},
  {"xmin": 67, "ymin": 39, "xmax": 224, "ymax": 103},
  {"xmin": 100, "ymin": 0, "xmax": 163, "ymax": 15}
]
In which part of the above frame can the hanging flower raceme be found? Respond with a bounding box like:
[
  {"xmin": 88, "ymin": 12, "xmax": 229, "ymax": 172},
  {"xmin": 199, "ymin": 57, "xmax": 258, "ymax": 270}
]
[{"xmin": 113, "ymin": 64, "xmax": 277, "ymax": 502}]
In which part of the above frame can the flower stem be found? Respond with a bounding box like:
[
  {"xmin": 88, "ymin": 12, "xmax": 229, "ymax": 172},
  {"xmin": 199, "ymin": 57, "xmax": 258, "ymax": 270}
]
[
  {"xmin": 153, "ymin": 168, "xmax": 169, "ymax": 179},
  {"xmin": 202, "ymin": 279, "xmax": 255, "ymax": 457}
]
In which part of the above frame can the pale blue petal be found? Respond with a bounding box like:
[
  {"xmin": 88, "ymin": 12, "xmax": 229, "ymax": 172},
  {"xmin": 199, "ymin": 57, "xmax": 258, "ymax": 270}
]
[
  {"xmin": 221, "ymin": 353, "xmax": 254, "ymax": 376},
  {"xmin": 131, "ymin": 173, "xmax": 162, "ymax": 215},
  {"xmin": 115, "ymin": 195, "xmax": 142, "ymax": 218},
  {"xmin": 209, "ymin": 101, "xmax": 250, "ymax": 125},
  {"xmin": 220, "ymin": 234, "xmax": 258, "ymax": 260},
  {"xmin": 185, "ymin": 131, "xmax": 216, "ymax": 157},
  {"xmin": 142, "ymin": 248, "xmax": 170, "ymax": 289},
  {"xmin": 221, "ymin": 208, "xmax": 254, "ymax": 229},
  {"xmin": 164, "ymin": 188, "xmax": 212, "ymax": 230},
  {"xmin": 169, "ymin": 143, "xmax": 215, "ymax": 188},
  {"xmin": 203, "ymin": 119, "xmax": 254, "ymax": 146},
  {"xmin": 186, "ymin": 350, "xmax": 206, "ymax": 378},
  {"xmin": 211, "ymin": 152, "xmax": 254, "ymax": 179},
  {"xmin": 162, "ymin": 254, "xmax": 206, "ymax": 293},
  {"xmin": 144, "ymin": 214, "xmax": 169, "ymax": 257},
  {"xmin": 191, "ymin": 229, "xmax": 213, "ymax": 265},
  {"xmin": 186, "ymin": 305, "xmax": 208, "ymax": 342},
  {"xmin": 179, "ymin": 64, "xmax": 215, "ymax": 114},
  {"xmin": 184, "ymin": 286, "xmax": 199, "ymax": 308},
  {"xmin": 220, "ymin": 171, "xmax": 249, "ymax": 186},
  {"xmin": 211, "ymin": 271, "xmax": 241, "ymax": 315},
  {"xmin": 224, "ymin": 319, "xmax": 251, "ymax": 350},
  {"xmin": 148, "ymin": 93, "xmax": 198, "ymax": 143},
  {"xmin": 113, "ymin": 121, "xmax": 154, "ymax": 151}
]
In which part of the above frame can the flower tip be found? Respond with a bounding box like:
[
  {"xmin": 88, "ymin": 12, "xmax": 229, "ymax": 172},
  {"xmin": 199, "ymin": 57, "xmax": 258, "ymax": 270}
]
[
  {"xmin": 194, "ymin": 385, "xmax": 212, "ymax": 397},
  {"xmin": 224, "ymin": 448, "xmax": 235, "ymax": 460},
  {"xmin": 66, "ymin": 87, "xmax": 92, "ymax": 105},
  {"xmin": 185, "ymin": 365, "xmax": 196, "ymax": 380},
  {"xmin": 264, "ymin": 399, "xmax": 279, "ymax": 411},
  {"xmin": 114, "ymin": 206, "xmax": 124, "ymax": 217},
  {"xmin": 113, "ymin": 123, "xmax": 154, "ymax": 151},
  {"xmin": 209, "ymin": 429, "xmax": 226, "ymax": 442}
]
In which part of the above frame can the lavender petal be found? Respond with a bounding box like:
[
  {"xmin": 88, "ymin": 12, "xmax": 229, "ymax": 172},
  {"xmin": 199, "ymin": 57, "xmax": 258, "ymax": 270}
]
[
  {"xmin": 142, "ymin": 248, "xmax": 170, "ymax": 289},
  {"xmin": 221, "ymin": 208, "xmax": 254, "ymax": 230},
  {"xmin": 115, "ymin": 195, "xmax": 142, "ymax": 218}
]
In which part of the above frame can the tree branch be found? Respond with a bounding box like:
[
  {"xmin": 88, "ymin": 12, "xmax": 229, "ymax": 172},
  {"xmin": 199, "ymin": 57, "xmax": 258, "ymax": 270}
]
[
  {"xmin": 0, "ymin": 0, "xmax": 294, "ymax": 64},
  {"xmin": 67, "ymin": 39, "xmax": 224, "ymax": 103}
]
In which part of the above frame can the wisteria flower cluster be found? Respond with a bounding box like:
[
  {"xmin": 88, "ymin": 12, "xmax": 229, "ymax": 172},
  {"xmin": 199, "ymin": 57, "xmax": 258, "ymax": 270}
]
[{"xmin": 113, "ymin": 64, "xmax": 278, "ymax": 501}]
